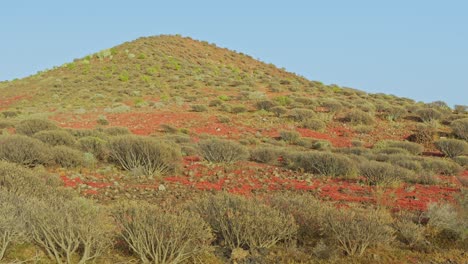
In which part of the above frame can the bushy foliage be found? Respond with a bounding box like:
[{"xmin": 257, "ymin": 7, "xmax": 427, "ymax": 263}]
[
  {"xmin": 285, "ymin": 151, "xmax": 357, "ymax": 177},
  {"xmin": 33, "ymin": 129, "xmax": 77, "ymax": 146},
  {"xmin": 102, "ymin": 126, "xmax": 131, "ymax": 136},
  {"xmin": 425, "ymin": 202, "xmax": 467, "ymax": 241},
  {"xmin": 451, "ymin": 118, "xmax": 468, "ymax": 140},
  {"xmin": 0, "ymin": 191, "xmax": 26, "ymax": 261},
  {"xmin": 279, "ymin": 130, "xmax": 301, "ymax": 143},
  {"xmin": 270, "ymin": 106, "xmax": 287, "ymax": 117},
  {"xmin": 109, "ymin": 135, "xmax": 182, "ymax": 176},
  {"xmin": 381, "ymin": 106, "xmax": 406, "ymax": 121},
  {"xmin": 250, "ymin": 146, "xmax": 282, "ymax": 164},
  {"xmin": 301, "ymin": 118, "xmax": 326, "ymax": 131},
  {"xmin": 191, "ymin": 193, "xmax": 297, "ymax": 250},
  {"xmin": 323, "ymin": 207, "xmax": 395, "ymax": 256},
  {"xmin": 78, "ymin": 136, "xmax": 109, "ymax": 161},
  {"xmin": 373, "ymin": 140, "xmax": 424, "ymax": 155},
  {"xmin": 51, "ymin": 146, "xmax": 85, "ymax": 168},
  {"xmin": 24, "ymin": 197, "xmax": 113, "ymax": 264},
  {"xmin": 342, "ymin": 109, "xmax": 374, "ymax": 125},
  {"xmin": 15, "ymin": 118, "xmax": 58, "ymax": 136},
  {"xmin": 359, "ymin": 160, "xmax": 413, "ymax": 186},
  {"xmin": 0, "ymin": 135, "xmax": 51, "ymax": 167},
  {"xmin": 434, "ymin": 138, "xmax": 468, "ymax": 158},
  {"xmin": 256, "ymin": 100, "xmax": 277, "ymax": 111},
  {"xmin": 113, "ymin": 202, "xmax": 212, "ymax": 264},
  {"xmin": 416, "ymin": 108, "xmax": 443, "ymax": 122},
  {"xmin": 421, "ymin": 158, "xmax": 463, "ymax": 175},
  {"xmin": 289, "ymin": 108, "xmax": 315, "ymax": 122},
  {"xmin": 198, "ymin": 138, "xmax": 249, "ymax": 163},
  {"xmin": 191, "ymin": 104, "xmax": 208, "ymax": 112}
]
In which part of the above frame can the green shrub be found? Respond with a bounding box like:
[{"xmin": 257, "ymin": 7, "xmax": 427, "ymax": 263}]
[
  {"xmin": 319, "ymin": 99, "xmax": 343, "ymax": 113},
  {"xmin": 191, "ymin": 104, "xmax": 209, "ymax": 112},
  {"xmin": 33, "ymin": 129, "xmax": 76, "ymax": 146},
  {"xmin": 416, "ymin": 108, "xmax": 443, "ymax": 122},
  {"xmin": 426, "ymin": 203, "xmax": 467, "ymax": 241},
  {"xmin": 311, "ymin": 140, "xmax": 332, "ymax": 151},
  {"xmin": 451, "ymin": 118, "xmax": 468, "ymax": 140},
  {"xmin": 289, "ymin": 108, "xmax": 316, "ymax": 122},
  {"xmin": 0, "ymin": 120, "xmax": 14, "ymax": 129},
  {"xmin": 285, "ymin": 151, "xmax": 357, "ymax": 177},
  {"xmin": 78, "ymin": 136, "xmax": 109, "ymax": 161},
  {"xmin": 453, "ymin": 156, "xmax": 468, "ymax": 168},
  {"xmin": 15, "ymin": 118, "xmax": 58, "ymax": 136},
  {"xmin": 24, "ymin": 197, "xmax": 113, "ymax": 264},
  {"xmin": 256, "ymin": 100, "xmax": 277, "ymax": 111},
  {"xmin": 109, "ymin": 135, "xmax": 182, "ymax": 177},
  {"xmin": 393, "ymin": 217, "xmax": 427, "ymax": 249},
  {"xmin": 373, "ymin": 147, "xmax": 410, "ymax": 155},
  {"xmin": 113, "ymin": 202, "xmax": 212, "ymax": 264},
  {"xmin": 323, "ymin": 207, "xmax": 394, "ymax": 256},
  {"xmin": 250, "ymin": 146, "xmax": 282, "ymax": 164},
  {"xmin": 230, "ymin": 104, "xmax": 247, "ymax": 114},
  {"xmin": 0, "ymin": 191, "xmax": 26, "ymax": 261},
  {"xmin": 198, "ymin": 138, "xmax": 249, "ymax": 163},
  {"xmin": 435, "ymin": 139, "xmax": 468, "ymax": 158},
  {"xmin": 51, "ymin": 146, "xmax": 85, "ymax": 168},
  {"xmin": 381, "ymin": 106, "xmax": 406, "ymax": 121},
  {"xmin": 374, "ymin": 140, "xmax": 424, "ymax": 155},
  {"xmin": 191, "ymin": 193, "xmax": 297, "ymax": 250},
  {"xmin": 342, "ymin": 109, "xmax": 374, "ymax": 125},
  {"xmin": 359, "ymin": 160, "xmax": 413, "ymax": 186},
  {"xmin": 208, "ymin": 99, "xmax": 223, "ymax": 107},
  {"xmin": 0, "ymin": 135, "xmax": 51, "ymax": 167},
  {"xmin": 279, "ymin": 130, "xmax": 301, "ymax": 144}
]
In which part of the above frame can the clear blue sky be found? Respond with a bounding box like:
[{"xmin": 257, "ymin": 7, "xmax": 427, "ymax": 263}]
[{"xmin": 1, "ymin": 0, "xmax": 467, "ymax": 106}]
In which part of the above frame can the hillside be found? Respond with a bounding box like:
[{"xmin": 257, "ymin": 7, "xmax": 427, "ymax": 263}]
[{"xmin": 0, "ymin": 35, "xmax": 467, "ymax": 263}]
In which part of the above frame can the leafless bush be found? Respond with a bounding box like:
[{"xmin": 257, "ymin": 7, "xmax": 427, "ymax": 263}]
[
  {"xmin": 0, "ymin": 191, "xmax": 26, "ymax": 261},
  {"xmin": 109, "ymin": 135, "xmax": 182, "ymax": 176},
  {"xmin": 198, "ymin": 138, "xmax": 249, "ymax": 163},
  {"xmin": 112, "ymin": 202, "xmax": 213, "ymax": 264},
  {"xmin": 191, "ymin": 193, "xmax": 297, "ymax": 250}
]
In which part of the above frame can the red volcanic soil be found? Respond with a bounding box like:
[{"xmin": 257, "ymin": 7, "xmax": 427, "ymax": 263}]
[
  {"xmin": 0, "ymin": 95, "xmax": 29, "ymax": 110},
  {"xmin": 59, "ymin": 157, "xmax": 464, "ymax": 211}
]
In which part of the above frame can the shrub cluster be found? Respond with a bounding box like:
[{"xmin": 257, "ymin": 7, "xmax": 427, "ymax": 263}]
[
  {"xmin": 435, "ymin": 138, "xmax": 468, "ymax": 158},
  {"xmin": 342, "ymin": 109, "xmax": 374, "ymax": 125},
  {"xmin": 15, "ymin": 118, "xmax": 58, "ymax": 136},
  {"xmin": 198, "ymin": 138, "xmax": 249, "ymax": 163},
  {"xmin": 33, "ymin": 129, "xmax": 76, "ymax": 146},
  {"xmin": 285, "ymin": 151, "xmax": 357, "ymax": 178},
  {"xmin": 0, "ymin": 135, "xmax": 51, "ymax": 167},
  {"xmin": 359, "ymin": 160, "xmax": 413, "ymax": 186},
  {"xmin": 451, "ymin": 118, "xmax": 468, "ymax": 140}
]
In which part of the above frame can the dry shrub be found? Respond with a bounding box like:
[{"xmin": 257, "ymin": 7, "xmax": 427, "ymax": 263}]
[
  {"xmin": 323, "ymin": 207, "xmax": 395, "ymax": 256},
  {"xmin": 113, "ymin": 202, "xmax": 213, "ymax": 264},
  {"xmin": 0, "ymin": 135, "xmax": 51, "ymax": 167},
  {"xmin": 301, "ymin": 118, "xmax": 326, "ymax": 131},
  {"xmin": 342, "ymin": 109, "xmax": 375, "ymax": 125},
  {"xmin": 269, "ymin": 193, "xmax": 327, "ymax": 245},
  {"xmin": 250, "ymin": 146, "xmax": 283, "ymax": 164},
  {"xmin": 102, "ymin": 126, "xmax": 130, "ymax": 136},
  {"xmin": 373, "ymin": 140, "xmax": 424, "ymax": 155},
  {"xmin": 78, "ymin": 136, "xmax": 109, "ymax": 161},
  {"xmin": 279, "ymin": 130, "xmax": 301, "ymax": 143},
  {"xmin": 359, "ymin": 160, "xmax": 413, "ymax": 186},
  {"xmin": 198, "ymin": 138, "xmax": 249, "ymax": 163},
  {"xmin": 434, "ymin": 138, "xmax": 468, "ymax": 158},
  {"xmin": 451, "ymin": 118, "xmax": 468, "ymax": 140},
  {"xmin": 421, "ymin": 158, "xmax": 463, "ymax": 175},
  {"xmin": 393, "ymin": 215, "xmax": 428, "ymax": 250},
  {"xmin": 256, "ymin": 100, "xmax": 277, "ymax": 111},
  {"xmin": 453, "ymin": 156, "xmax": 468, "ymax": 168},
  {"xmin": 51, "ymin": 146, "xmax": 85, "ymax": 168},
  {"xmin": 382, "ymin": 105, "xmax": 406, "ymax": 121},
  {"xmin": 416, "ymin": 108, "xmax": 443, "ymax": 122},
  {"xmin": 285, "ymin": 151, "xmax": 357, "ymax": 178},
  {"xmin": 109, "ymin": 135, "xmax": 182, "ymax": 176},
  {"xmin": 24, "ymin": 197, "xmax": 113, "ymax": 264},
  {"xmin": 289, "ymin": 108, "xmax": 315, "ymax": 122},
  {"xmin": 408, "ymin": 123, "xmax": 438, "ymax": 145},
  {"xmin": 0, "ymin": 190, "xmax": 26, "ymax": 261},
  {"xmin": 425, "ymin": 202, "xmax": 467, "ymax": 242},
  {"xmin": 270, "ymin": 106, "xmax": 287, "ymax": 117},
  {"xmin": 15, "ymin": 118, "xmax": 58, "ymax": 136},
  {"xmin": 191, "ymin": 104, "xmax": 208, "ymax": 112},
  {"xmin": 191, "ymin": 193, "xmax": 297, "ymax": 250},
  {"xmin": 33, "ymin": 129, "xmax": 76, "ymax": 146}
]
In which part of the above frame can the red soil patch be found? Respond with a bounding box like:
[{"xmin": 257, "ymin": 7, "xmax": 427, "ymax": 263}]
[
  {"xmin": 0, "ymin": 95, "xmax": 29, "ymax": 110},
  {"xmin": 297, "ymin": 127, "xmax": 353, "ymax": 147}
]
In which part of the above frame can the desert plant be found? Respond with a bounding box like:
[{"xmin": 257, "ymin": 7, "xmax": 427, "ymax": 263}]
[
  {"xmin": 51, "ymin": 146, "xmax": 85, "ymax": 168},
  {"xmin": 301, "ymin": 118, "xmax": 326, "ymax": 131},
  {"xmin": 453, "ymin": 156, "xmax": 468, "ymax": 168},
  {"xmin": 359, "ymin": 160, "xmax": 413, "ymax": 186},
  {"xmin": 416, "ymin": 108, "xmax": 443, "ymax": 122},
  {"xmin": 198, "ymin": 138, "xmax": 249, "ymax": 163},
  {"xmin": 78, "ymin": 136, "xmax": 109, "ymax": 161},
  {"xmin": 33, "ymin": 129, "xmax": 76, "ymax": 146},
  {"xmin": 230, "ymin": 104, "xmax": 247, "ymax": 114},
  {"xmin": 102, "ymin": 126, "xmax": 130, "ymax": 136},
  {"xmin": 342, "ymin": 109, "xmax": 374, "ymax": 125},
  {"xmin": 15, "ymin": 118, "xmax": 58, "ymax": 136},
  {"xmin": 285, "ymin": 151, "xmax": 357, "ymax": 177},
  {"xmin": 191, "ymin": 193, "xmax": 297, "ymax": 250},
  {"xmin": 0, "ymin": 190, "xmax": 26, "ymax": 261},
  {"xmin": 24, "ymin": 197, "xmax": 113, "ymax": 264},
  {"xmin": 256, "ymin": 100, "xmax": 277, "ymax": 111},
  {"xmin": 425, "ymin": 202, "xmax": 467, "ymax": 241},
  {"xmin": 279, "ymin": 130, "xmax": 301, "ymax": 144},
  {"xmin": 421, "ymin": 158, "xmax": 463, "ymax": 175},
  {"xmin": 113, "ymin": 202, "xmax": 213, "ymax": 264},
  {"xmin": 451, "ymin": 118, "xmax": 468, "ymax": 140},
  {"xmin": 373, "ymin": 140, "xmax": 424, "ymax": 155},
  {"xmin": 289, "ymin": 108, "xmax": 316, "ymax": 122},
  {"xmin": 381, "ymin": 106, "xmax": 406, "ymax": 121},
  {"xmin": 270, "ymin": 106, "xmax": 287, "ymax": 117},
  {"xmin": 250, "ymin": 146, "xmax": 282, "ymax": 164},
  {"xmin": 109, "ymin": 135, "xmax": 182, "ymax": 177},
  {"xmin": 0, "ymin": 135, "xmax": 51, "ymax": 167},
  {"xmin": 435, "ymin": 138, "xmax": 468, "ymax": 158},
  {"xmin": 191, "ymin": 104, "xmax": 208, "ymax": 112},
  {"xmin": 323, "ymin": 207, "xmax": 395, "ymax": 256},
  {"xmin": 393, "ymin": 216, "xmax": 427, "ymax": 249}
]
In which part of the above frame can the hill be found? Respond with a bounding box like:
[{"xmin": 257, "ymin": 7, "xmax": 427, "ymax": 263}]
[{"xmin": 0, "ymin": 35, "xmax": 467, "ymax": 263}]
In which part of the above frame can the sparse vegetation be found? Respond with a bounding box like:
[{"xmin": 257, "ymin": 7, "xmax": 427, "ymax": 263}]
[{"xmin": 198, "ymin": 138, "xmax": 249, "ymax": 163}]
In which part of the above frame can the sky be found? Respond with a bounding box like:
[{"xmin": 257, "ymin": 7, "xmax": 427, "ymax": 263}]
[{"xmin": 1, "ymin": 0, "xmax": 467, "ymax": 106}]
